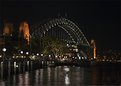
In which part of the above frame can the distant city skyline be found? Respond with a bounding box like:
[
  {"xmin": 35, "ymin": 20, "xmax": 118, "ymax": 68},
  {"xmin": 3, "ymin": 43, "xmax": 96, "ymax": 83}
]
[{"xmin": 0, "ymin": 0, "xmax": 120, "ymax": 50}]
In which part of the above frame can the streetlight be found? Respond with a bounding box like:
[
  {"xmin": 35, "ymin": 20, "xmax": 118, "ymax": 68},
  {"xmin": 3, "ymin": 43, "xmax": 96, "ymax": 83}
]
[
  {"xmin": 2, "ymin": 48, "xmax": 6, "ymax": 52},
  {"xmin": 20, "ymin": 51, "xmax": 23, "ymax": 54},
  {"xmin": 41, "ymin": 53, "xmax": 43, "ymax": 57},
  {"xmin": 36, "ymin": 53, "xmax": 39, "ymax": 56},
  {"xmin": 49, "ymin": 55, "xmax": 51, "ymax": 58},
  {"xmin": 49, "ymin": 54, "xmax": 51, "ymax": 60},
  {"xmin": 26, "ymin": 52, "xmax": 29, "ymax": 58},
  {"xmin": 20, "ymin": 51, "xmax": 23, "ymax": 58},
  {"xmin": 2, "ymin": 48, "xmax": 6, "ymax": 60},
  {"xmin": 26, "ymin": 52, "xmax": 29, "ymax": 55}
]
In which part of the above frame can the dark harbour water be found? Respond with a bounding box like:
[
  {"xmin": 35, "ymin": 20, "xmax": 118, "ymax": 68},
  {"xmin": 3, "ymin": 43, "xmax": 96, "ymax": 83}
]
[{"xmin": 0, "ymin": 66, "xmax": 121, "ymax": 86}]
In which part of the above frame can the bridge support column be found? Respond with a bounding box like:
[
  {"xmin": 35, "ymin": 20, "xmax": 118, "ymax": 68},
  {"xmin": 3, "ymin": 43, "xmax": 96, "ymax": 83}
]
[{"xmin": 91, "ymin": 40, "xmax": 96, "ymax": 59}]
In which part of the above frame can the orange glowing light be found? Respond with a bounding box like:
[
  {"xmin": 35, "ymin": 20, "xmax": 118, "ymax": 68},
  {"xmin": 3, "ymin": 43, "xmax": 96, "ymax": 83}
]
[
  {"xmin": 19, "ymin": 21, "xmax": 30, "ymax": 44},
  {"xmin": 3, "ymin": 22, "xmax": 13, "ymax": 35},
  {"xmin": 91, "ymin": 40, "xmax": 96, "ymax": 59}
]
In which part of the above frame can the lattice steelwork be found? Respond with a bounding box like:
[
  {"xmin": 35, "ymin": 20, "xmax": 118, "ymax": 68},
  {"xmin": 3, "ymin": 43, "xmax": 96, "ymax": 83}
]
[{"xmin": 30, "ymin": 17, "xmax": 90, "ymax": 46}]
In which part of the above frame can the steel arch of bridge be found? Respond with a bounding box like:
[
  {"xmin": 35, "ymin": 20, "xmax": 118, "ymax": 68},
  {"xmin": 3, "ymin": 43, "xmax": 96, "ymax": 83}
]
[{"xmin": 30, "ymin": 17, "xmax": 90, "ymax": 46}]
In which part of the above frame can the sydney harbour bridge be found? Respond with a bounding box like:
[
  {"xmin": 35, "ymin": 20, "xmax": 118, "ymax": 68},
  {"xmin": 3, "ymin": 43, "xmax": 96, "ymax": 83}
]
[{"xmin": 29, "ymin": 17, "xmax": 95, "ymax": 61}]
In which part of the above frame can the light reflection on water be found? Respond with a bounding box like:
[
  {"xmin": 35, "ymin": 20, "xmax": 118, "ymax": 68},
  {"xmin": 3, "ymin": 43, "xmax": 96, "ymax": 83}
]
[
  {"xmin": 64, "ymin": 66, "xmax": 70, "ymax": 85},
  {"xmin": 65, "ymin": 73, "xmax": 70, "ymax": 85},
  {"xmin": 0, "ymin": 66, "xmax": 121, "ymax": 86}
]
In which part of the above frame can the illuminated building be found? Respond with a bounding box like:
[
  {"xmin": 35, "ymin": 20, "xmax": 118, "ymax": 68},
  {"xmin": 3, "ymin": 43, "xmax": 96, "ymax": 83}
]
[
  {"xmin": 3, "ymin": 22, "xmax": 13, "ymax": 36},
  {"xmin": 19, "ymin": 21, "xmax": 30, "ymax": 45}
]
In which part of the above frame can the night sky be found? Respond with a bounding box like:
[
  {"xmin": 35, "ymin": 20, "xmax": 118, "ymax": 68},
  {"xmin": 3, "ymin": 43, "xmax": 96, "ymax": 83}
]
[{"xmin": 0, "ymin": 0, "xmax": 120, "ymax": 50}]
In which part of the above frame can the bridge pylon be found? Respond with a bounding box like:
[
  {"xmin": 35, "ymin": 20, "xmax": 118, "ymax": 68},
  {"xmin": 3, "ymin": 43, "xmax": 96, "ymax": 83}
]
[{"xmin": 91, "ymin": 39, "xmax": 96, "ymax": 59}]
